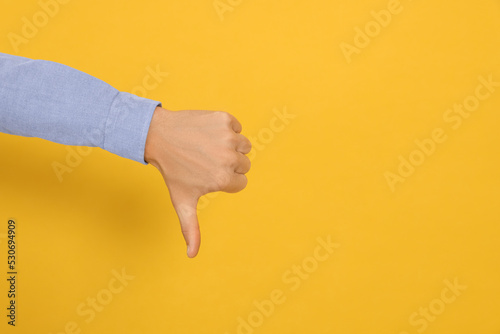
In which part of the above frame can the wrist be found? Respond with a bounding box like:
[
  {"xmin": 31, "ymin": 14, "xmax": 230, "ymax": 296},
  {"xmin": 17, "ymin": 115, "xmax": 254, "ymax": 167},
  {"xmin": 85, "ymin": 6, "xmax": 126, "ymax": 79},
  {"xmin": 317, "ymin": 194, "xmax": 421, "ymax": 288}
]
[{"xmin": 144, "ymin": 106, "xmax": 164, "ymax": 166}]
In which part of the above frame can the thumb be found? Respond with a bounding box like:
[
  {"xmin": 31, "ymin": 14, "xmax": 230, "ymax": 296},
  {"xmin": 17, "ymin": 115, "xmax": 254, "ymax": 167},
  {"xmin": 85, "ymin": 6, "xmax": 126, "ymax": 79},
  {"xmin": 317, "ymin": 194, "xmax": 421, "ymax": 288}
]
[{"xmin": 171, "ymin": 193, "xmax": 201, "ymax": 258}]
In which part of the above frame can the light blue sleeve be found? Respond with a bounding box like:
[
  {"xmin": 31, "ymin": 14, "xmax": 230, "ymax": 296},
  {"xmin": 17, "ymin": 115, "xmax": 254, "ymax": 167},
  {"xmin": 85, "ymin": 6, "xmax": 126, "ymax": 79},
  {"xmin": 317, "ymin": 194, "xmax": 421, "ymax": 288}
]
[{"xmin": 0, "ymin": 52, "xmax": 161, "ymax": 164}]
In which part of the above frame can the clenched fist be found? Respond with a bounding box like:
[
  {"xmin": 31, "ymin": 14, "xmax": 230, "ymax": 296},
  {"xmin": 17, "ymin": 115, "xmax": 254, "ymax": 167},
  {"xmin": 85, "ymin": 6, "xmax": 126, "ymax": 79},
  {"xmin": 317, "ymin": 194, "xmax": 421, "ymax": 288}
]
[{"xmin": 144, "ymin": 107, "xmax": 252, "ymax": 258}]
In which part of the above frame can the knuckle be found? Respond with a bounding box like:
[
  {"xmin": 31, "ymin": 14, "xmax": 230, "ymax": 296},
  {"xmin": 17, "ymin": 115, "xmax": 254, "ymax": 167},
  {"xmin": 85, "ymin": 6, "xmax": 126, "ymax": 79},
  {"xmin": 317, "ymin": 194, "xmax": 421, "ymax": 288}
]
[
  {"xmin": 223, "ymin": 131, "xmax": 236, "ymax": 144},
  {"xmin": 215, "ymin": 111, "xmax": 231, "ymax": 123},
  {"xmin": 234, "ymin": 175, "xmax": 248, "ymax": 193},
  {"xmin": 246, "ymin": 138, "xmax": 252, "ymax": 151},
  {"xmin": 221, "ymin": 149, "xmax": 237, "ymax": 166},
  {"xmin": 245, "ymin": 157, "xmax": 251, "ymax": 171},
  {"xmin": 214, "ymin": 170, "xmax": 232, "ymax": 190},
  {"xmin": 229, "ymin": 153, "xmax": 240, "ymax": 168},
  {"xmin": 178, "ymin": 204, "xmax": 196, "ymax": 220}
]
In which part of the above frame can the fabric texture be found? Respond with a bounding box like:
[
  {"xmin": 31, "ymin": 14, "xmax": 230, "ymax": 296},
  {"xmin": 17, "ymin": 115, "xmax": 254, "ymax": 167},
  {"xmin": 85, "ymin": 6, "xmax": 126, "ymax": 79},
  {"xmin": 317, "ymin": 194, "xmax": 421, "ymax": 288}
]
[{"xmin": 0, "ymin": 52, "xmax": 161, "ymax": 164}]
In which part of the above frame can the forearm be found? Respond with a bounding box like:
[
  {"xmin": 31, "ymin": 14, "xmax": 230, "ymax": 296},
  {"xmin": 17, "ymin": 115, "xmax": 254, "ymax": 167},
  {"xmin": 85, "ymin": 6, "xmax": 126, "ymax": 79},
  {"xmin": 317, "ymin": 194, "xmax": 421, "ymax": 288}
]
[{"xmin": 0, "ymin": 53, "xmax": 160, "ymax": 164}]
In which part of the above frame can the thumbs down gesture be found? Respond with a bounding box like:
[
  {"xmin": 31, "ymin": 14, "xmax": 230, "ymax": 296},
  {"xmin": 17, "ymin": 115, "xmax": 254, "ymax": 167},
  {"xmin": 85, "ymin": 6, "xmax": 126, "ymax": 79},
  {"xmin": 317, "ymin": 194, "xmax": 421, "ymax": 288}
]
[{"xmin": 144, "ymin": 107, "xmax": 252, "ymax": 258}]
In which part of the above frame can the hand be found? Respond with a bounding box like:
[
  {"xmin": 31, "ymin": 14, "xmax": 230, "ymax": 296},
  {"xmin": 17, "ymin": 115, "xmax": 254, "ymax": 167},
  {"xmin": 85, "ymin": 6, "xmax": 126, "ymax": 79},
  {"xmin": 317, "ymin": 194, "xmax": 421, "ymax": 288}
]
[{"xmin": 144, "ymin": 107, "xmax": 252, "ymax": 258}]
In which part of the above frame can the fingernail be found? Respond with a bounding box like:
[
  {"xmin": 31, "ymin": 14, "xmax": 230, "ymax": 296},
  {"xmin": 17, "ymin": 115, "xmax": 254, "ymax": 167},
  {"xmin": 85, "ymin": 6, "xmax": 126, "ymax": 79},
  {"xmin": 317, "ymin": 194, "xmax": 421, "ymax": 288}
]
[{"xmin": 186, "ymin": 245, "xmax": 191, "ymax": 257}]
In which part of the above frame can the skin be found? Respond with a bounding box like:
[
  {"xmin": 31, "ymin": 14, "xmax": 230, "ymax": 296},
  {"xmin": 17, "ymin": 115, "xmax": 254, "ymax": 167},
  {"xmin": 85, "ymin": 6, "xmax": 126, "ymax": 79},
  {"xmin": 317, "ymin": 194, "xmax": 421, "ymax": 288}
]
[{"xmin": 144, "ymin": 107, "xmax": 252, "ymax": 258}]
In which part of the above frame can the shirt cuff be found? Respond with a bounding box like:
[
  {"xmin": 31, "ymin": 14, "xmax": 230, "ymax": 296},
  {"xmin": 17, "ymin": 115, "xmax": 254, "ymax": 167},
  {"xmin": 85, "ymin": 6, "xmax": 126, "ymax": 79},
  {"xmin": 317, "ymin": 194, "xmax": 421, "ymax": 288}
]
[{"xmin": 103, "ymin": 91, "xmax": 161, "ymax": 164}]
